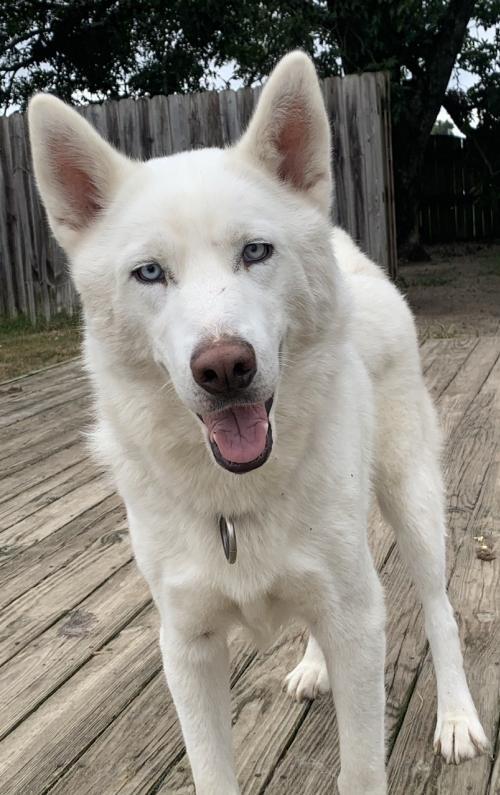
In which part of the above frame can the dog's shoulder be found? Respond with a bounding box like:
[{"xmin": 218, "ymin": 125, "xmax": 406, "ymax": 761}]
[{"xmin": 331, "ymin": 227, "xmax": 387, "ymax": 281}]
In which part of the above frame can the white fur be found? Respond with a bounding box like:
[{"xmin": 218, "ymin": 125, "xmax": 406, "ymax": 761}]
[{"xmin": 29, "ymin": 51, "xmax": 488, "ymax": 794}]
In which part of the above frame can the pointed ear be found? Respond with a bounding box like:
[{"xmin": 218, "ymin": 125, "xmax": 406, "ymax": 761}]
[
  {"xmin": 236, "ymin": 51, "xmax": 332, "ymax": 216},
  {"xmin": 28, "ymin": 94, "xmax": 132, "ymax": 252}
]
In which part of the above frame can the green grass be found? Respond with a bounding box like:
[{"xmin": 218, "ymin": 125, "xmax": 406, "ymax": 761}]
[{"xmin": 0, "ymin": 312, "xmax": 82, "ymax": 382}]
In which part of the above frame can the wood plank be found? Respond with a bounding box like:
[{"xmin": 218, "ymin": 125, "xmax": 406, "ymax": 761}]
[
  {"xmin": 0, "ymin": 426, "xmax": 86, "ymax": 481},
  {"xmin": 0, "ymin": 607, "xmax": 160, "ymax": 795},
  {"xmin": 46, "ymin": 632, "xmax": 256, "ymax": 795},
  {"xmin": 1, "ymin": 336, "xmax": 494, "ymax": 795},
  {"xmin": 147, "ymin": 94, "xmax": 173, "ymax": 157},
  {"xmin": 0, "ymin": 111, "xmax": 28, "ymax": 317},
  {"xmin": 0, "ymin": 473, "xmax": 115, "ymax": 554},
  {"xmin": 421, "ymin": 336, "xmax": 478, "ymax": 396},
  {"xmin": 0, "ymin": 392, "xmax": 90, "ymax": 451},
  {"xmin": 0, "ymin": 504, "xmax": 129, "ymax": 666},
  {"xmin": 0, "ymin": 452, "xmax": 90, "ymax": 527},
  {"xmin": 0, "ymin": 455, "xmax": 94, "ymax": 529},
  {"xmin": 0, "ymin": 560, "xmax": 150, "ymax": 741},
  {"xmin": 0, "ymin": 493, "xmax": 122, "ymax": 609},
  {"xmin": 0, "ymin": 119, "xmax": 16, "ymax": 317},
  {"xmin": 488, "ymin": 732, "xmax": 500, "ymax": 795},
  {"xmin": 0, "ymin": 377, "xmax": 88, "ymax": 428},
  {"xmin": 0, "ymin": 368, "xmax": 86, "ymax": 416},
  {"xmin": 439, "ymin": 336, "xmax": 500, "ymax": 402},
  {"xmin": 0, "ymin": 440, "xmax": 87, "ymax": 506}
]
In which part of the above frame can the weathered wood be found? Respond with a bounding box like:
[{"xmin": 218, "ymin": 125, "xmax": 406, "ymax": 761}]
[
  {"xmin": 0, "ymin": 427, "xmax": 86, "ymax": 483},
  {"xmin": 0, "ymin": 439, "xmax": 87, "ymax": 505},
  {"xmin": 46, "ymin": 632, "xmax": 257, "ymax": 795},
  {"xmin": 377, "ymin": 72, "xmax": 397, "ymax": 280},
  {"xmin": 0, "ymin": 454, "xmax": 90, "ymax": 528},
  {"xmin": 0, "ymin": 606, "xmax": 160, "ymax": 795},
  {"xmin": 0, "ymin": 504, "xmax": 128, "ymax": 666},
  {"xmin": 420, "ymin": 135, "xmax": 500, "ymax": 244},
  {"xmin": 419, "ymin": 336, "xmax": 478, "ymax": 396},
  {"xmin": 0, "ymin": 494, "xmax": 122, "ymax": 608},
  {"xmin": 0, "ymin": 72, "xmax": 396, "ymax": 323},
  {"xmin": 0, "ymin": 337, "xmax": 497, "ymax": 795},
  {"xmin": 489, "ymin": 736, "xmax": 500, "ymax": 795},
  {"xmin": 0, "ymin": 560, "xmax": 150, "ymax": 740},
  {"xmin": 0, "ymin": 398, "xmax": 91, "ymax": 475},
  {"xmin": 0, "ymin": 472, "xmax": 115, "ymax": 553},
  {"xmin": 0, "ymin": 360, "xmax": 86, "ymax": 413},
  {"xmin": 0, "ymin": 120, "xmax": 16, "ymax": 317},
  {"xmin": 0, "ymin": 379, "xmax": 89, "ymax": 429}
]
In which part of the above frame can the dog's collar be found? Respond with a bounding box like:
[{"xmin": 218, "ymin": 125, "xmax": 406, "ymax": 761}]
[{"xmin": 219, "ymin": 515, "xmax": 237, "ymax": 564}]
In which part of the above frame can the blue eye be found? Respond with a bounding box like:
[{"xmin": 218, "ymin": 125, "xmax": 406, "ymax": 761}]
[
  {"xmin": 242, "ymin": 242, "xmax": 273, "ymax": 264},
  {"xmin": 133, "ymin": 262, "xmax": 165, "ymax": 284}
]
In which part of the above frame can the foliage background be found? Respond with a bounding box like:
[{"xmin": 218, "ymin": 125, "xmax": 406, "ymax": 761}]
[{"xmin": 1, "ymin": 0, "xmax": 499, "ymax": 251}]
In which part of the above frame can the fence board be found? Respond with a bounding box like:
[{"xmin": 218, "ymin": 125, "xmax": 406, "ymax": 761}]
[
  {"xmin": 0, "ymin": 73, "xmax": 396, "ymax": 321},
  {"xmin": 420, "ymin": 135, "xmax": 500, "ymax": 244}
]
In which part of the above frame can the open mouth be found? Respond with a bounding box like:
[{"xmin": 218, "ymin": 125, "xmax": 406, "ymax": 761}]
[{"xmin": 200, "ymin": 397, "xmax": 274, "ymax": 474}]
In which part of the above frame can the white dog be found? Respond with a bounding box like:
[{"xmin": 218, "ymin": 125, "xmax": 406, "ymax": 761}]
[{"xmin": 29, "ymin": 52, "xmax": 488, "ymax": 794}]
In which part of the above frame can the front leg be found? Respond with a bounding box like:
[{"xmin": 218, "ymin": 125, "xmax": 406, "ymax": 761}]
[
  {"xmin": 159, "ymin": 623, "xmax": 239, "ymax": 794},
  {"xmin": 311, "ymin": 563, "xmax": 387, "ymax": 795}
]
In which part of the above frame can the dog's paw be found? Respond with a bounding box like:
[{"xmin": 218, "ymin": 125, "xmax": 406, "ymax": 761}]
[
  {"xmin": 433, "ymin": 710, "xmax": 490, "ymax": 764},
  {"xmin": 284, "ymin": 659, "xmax": 329, "ymax": 702}
]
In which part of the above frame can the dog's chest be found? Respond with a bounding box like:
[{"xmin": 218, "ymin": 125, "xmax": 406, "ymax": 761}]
[{"xmin": 233, "ymin": 592, "xmax": 288, "ymax": 648}]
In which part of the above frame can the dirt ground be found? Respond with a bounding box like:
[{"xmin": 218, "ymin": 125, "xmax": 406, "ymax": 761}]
[{"xmin": 398, "ymin": 242, "xmax": 500, "ymax": 340}]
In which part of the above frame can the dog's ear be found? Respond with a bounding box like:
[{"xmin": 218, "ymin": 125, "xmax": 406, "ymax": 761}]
[
  {"xmin": 28, "ymin": 95, "xmax": 132, "ymax": 252},
  {"xmin": 236, "ymin": 51, "xmax": 332, "ymax": 216}
]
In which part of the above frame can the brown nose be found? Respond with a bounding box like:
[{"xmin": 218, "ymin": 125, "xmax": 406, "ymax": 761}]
[{"xmin": 190, "ymin": 337, "xmax": 257, "ymax": 395}]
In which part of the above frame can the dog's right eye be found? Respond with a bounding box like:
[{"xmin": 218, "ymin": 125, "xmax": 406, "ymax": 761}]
[{"xmin": 132, "ymin": 262, "xmax": 166, "ymax": 284}]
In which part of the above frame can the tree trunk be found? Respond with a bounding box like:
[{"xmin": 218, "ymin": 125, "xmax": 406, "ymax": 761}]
[{"xmin": 327, "ymin": 0, "xmax": 475, "ymax": 253}]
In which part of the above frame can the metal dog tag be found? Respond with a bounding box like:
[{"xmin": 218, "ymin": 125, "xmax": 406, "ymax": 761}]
[{"xmin": 219, "ymin": 515, "xmax": 237, "ymax": 564}]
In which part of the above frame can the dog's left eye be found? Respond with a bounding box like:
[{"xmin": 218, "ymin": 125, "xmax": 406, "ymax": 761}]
[
  {"xmin": 132, "ymin": 262, "xmax": 166, "ymax": 284},
  {"xmin": 242, "ymin": 242, "xmax": 273, "ymax": 264}
]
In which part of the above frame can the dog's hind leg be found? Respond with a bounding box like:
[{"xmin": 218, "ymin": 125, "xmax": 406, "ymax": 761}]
[
  {"xmin": 285, "ymin": 634, "xmax": 330, "ymax": 701},
  {"xmin": 374, "ymin": 383, "xmax": 489, "ymax": 764}
]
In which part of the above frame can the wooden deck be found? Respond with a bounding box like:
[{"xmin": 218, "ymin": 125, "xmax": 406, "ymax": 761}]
[{"xmin": 0, "ymin": 336, "xmax": 498, "ymax": 795}]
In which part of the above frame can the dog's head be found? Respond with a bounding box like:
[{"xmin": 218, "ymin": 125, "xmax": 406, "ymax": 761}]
[{"xmin": 29, "ymin": 52, "xmax": 338, "ymax": 474}]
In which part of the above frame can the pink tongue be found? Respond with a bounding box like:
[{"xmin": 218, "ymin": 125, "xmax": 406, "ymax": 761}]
[{"xmin": 203, "ymin": 403, "xmax": 269, "ymax": 464}]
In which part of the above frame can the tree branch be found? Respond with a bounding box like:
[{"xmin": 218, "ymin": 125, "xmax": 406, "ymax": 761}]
[
  {"xmin": 404, "ymin": 0, "xmax": 475, "ymax": 158},
  {"xmin": 2, "ymin": 28, "xmax": 41, "ymax": 51}
]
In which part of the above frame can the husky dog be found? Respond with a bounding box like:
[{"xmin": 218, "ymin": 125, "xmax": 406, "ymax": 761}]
[{"xmin": 29, "ymin": 52, "xmax": 488, "ymax": 794}]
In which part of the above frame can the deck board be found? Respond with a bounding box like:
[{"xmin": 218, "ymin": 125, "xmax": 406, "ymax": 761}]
[{"xmin": 0, "ymin": 337, "xmax": 498, "ymax": 794}]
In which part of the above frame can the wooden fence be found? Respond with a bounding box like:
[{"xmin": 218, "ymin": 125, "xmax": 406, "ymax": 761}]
[
  {"xmin": 419, "ymin": 134, "xmax": 500, "ymax": 244},
  {"xmin": 0, "ymin": 72, "xmax": 396, "ymax": 322}
]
